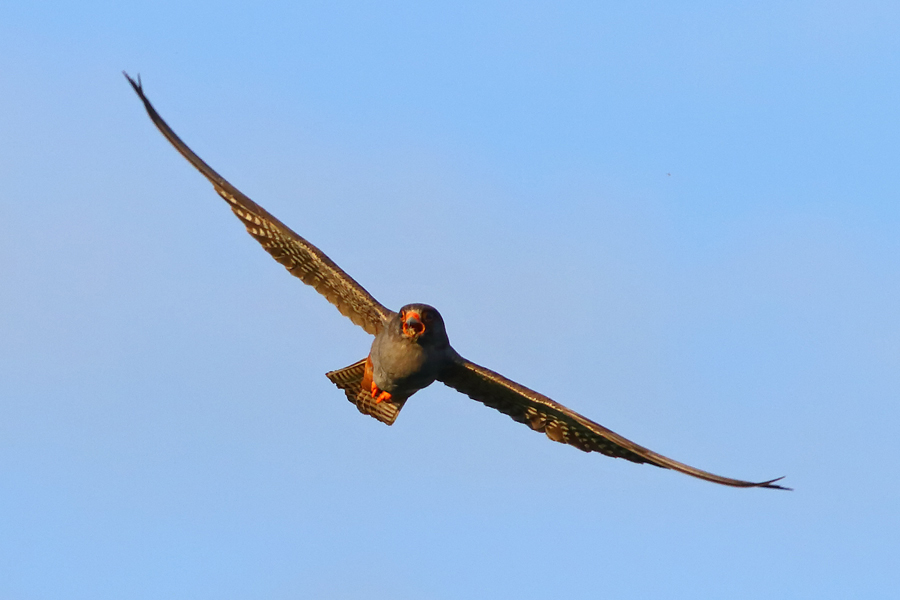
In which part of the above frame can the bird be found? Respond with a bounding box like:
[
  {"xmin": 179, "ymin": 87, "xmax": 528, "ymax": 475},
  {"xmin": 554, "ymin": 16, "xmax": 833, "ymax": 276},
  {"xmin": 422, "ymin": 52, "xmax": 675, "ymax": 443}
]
[{"xmin": 125, "ymin": 73, "xmax": 788, "ymax": 490}]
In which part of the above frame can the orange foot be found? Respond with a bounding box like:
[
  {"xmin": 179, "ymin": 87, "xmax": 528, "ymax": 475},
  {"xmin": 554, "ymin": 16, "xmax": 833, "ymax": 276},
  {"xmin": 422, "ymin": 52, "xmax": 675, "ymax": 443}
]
[{"xmin": 371, "ymin": 382, "xmax": 393, "ymax": 404}]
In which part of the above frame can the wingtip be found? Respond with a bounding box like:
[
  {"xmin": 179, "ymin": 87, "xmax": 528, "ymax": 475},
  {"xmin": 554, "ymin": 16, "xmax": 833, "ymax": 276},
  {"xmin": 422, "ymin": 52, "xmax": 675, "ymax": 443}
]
[
  {"xmin": 756, "ymin": 476, "xmax": 791, "ymax": 491},
  {"xmin": 123, "ymin": 71, "xmax": 144, "ymax": 97}
]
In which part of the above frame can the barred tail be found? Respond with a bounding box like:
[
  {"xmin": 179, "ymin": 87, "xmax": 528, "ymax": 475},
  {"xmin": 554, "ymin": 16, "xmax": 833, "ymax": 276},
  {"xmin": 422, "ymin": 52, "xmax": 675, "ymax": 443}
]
[{"xmin": 325, "ymin": 358, "xmax": 407, "ymax": 425}]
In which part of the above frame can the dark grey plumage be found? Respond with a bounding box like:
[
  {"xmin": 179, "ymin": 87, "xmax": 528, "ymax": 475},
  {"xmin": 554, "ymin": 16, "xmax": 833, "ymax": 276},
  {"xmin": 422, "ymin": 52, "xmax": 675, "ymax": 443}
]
[
  {"xmin": 370, "ymin": 304, "xmax": 453, "ymax": 397},
  {"xmin": 126, "ymin": 73, "xmax": 789, "ymax": 490}
]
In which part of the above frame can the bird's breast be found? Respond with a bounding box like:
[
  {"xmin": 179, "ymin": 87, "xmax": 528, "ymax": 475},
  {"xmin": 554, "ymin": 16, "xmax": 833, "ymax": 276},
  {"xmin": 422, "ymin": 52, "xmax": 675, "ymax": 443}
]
[{"xmin": 369, "ymin": 335, "xmax": 444, "ymax": 395}]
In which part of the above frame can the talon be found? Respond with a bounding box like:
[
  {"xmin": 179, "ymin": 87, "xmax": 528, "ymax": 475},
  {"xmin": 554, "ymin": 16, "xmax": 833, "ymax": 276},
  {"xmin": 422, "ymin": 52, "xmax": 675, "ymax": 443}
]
[{"xmin": 371, "ymin": 381, "xmax": 392, "ymax": 404}]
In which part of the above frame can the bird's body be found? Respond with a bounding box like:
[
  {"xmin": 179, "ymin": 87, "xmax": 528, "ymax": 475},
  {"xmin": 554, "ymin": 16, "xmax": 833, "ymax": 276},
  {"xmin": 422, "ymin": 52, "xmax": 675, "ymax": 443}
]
[
  {"xmin": 126, "ymin": 73, "xmax": 789, "ymax": 490},
  {"xmin": 368, "ymin": 304, "xmax": 453, "ymax": 402}
]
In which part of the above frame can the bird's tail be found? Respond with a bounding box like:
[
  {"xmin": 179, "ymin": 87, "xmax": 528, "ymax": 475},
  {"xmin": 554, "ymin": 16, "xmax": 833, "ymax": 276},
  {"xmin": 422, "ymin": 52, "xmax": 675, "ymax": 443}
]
[{"xmin": 326, "ymin": 358, "xmax": 407, "ymax": 425}]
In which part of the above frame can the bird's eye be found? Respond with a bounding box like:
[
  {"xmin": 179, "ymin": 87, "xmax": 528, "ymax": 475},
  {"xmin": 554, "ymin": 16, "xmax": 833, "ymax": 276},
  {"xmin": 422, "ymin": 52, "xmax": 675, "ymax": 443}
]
[{"xmin": 423, "ymin": 311, "xmax": 434, "ymax": 322}]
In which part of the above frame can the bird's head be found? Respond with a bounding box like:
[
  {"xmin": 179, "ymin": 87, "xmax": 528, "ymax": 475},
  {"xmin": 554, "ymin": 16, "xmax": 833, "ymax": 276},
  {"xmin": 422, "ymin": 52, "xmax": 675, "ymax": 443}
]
[{"xmin": 398, "ymin": 304, "xmax": 448, "ymax": 346}]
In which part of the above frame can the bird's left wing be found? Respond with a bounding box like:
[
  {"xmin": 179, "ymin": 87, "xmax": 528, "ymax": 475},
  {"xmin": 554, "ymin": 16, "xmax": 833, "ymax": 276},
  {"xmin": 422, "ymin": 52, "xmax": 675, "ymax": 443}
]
[
  {"xmin": 438, "ymin": 356, "xmax": 789, "ymax": 489},
  {"xmin": 125, "ymin": 73, "xmax": 393, "ymax": 335}
]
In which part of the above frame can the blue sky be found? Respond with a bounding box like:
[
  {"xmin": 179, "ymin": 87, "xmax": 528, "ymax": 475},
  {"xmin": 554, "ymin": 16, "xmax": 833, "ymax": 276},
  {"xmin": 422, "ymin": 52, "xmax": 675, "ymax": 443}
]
[{"xmin": 2, "ymin": 2, "xmax": 899, "ymax": 598}]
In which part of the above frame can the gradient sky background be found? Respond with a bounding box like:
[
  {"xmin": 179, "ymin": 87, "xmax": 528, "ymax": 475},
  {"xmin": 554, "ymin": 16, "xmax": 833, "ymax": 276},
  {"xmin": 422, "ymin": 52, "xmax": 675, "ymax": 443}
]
[{"xmin": 2, "ymin": 2, "xmax": 899, "ymax": 598}]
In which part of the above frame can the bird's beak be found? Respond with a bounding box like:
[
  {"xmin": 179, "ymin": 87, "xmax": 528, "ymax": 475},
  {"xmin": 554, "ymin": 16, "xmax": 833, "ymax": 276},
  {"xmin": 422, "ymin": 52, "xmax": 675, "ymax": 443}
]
[{"xmin": 402, "ymin": 311, "xmax": 425, "ymax": 337}]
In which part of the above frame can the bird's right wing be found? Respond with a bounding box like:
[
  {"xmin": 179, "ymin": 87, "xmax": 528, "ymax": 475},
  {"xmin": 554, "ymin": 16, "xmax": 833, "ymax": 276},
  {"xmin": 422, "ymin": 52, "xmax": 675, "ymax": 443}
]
[
  {"xmin": 125, "ymin": 73, "xmax": 393, "ymax": 335},
  {"xmin": 439, "ymin": 356, "xmax": 789, "ymax": 489}
]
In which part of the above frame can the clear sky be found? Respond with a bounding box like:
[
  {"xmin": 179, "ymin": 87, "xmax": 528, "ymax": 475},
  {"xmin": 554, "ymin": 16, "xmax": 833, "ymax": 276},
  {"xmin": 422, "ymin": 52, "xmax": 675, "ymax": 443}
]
[{"xmin": 2, "ymin": 2, "xmax": 899, "ymax": 598}]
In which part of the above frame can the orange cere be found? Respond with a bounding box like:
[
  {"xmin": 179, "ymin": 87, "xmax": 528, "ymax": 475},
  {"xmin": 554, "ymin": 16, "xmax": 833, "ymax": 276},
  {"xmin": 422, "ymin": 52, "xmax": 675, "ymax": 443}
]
[{"xmin": 402, "ymin": 310, "xmax": 425, "ymax": 336}]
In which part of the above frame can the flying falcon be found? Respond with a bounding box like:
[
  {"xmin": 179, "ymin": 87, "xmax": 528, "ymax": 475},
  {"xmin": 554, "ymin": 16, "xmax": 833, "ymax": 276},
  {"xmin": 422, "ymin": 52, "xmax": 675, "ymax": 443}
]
[{"xmin": 125, "ymin": 73, "xmax": 788, "ymax": 490}]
